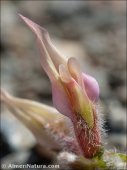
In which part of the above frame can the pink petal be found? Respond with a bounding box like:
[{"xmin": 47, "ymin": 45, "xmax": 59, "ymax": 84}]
[
  {"xmin": 59, "ymin": 64, "xmax": 72, "ymax": 83},
  {"xmin": 59, "ymin": 65, "xmax": 94, "ymax": 128},
  {"xmin": 82, "ymin": 73, "xmax": 100, "ymax": 102},
  {"xmin": 19, "ymin": 14, "xmax": 66, "ymax": 79},
  {"xmin": 19, "ymin": 14, "xmax": 57, "ymax": 81},
  {"xmin": 67, "ymin": 57, "xmax": 83, "ymax": 87},
  {"xmin": 19, "ymin": 15, "xmax": 74, "ymax": 119},
  {"xmin": 51, "ymin": 80, "xmax": 74, "ymax": 119}
]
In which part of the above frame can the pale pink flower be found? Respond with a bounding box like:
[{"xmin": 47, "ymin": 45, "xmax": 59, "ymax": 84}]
[
  {"xmin": 19, "ymin": 15, "xmax": 101, "ymax": 158},
  {"xmin": 2, "ymin": 15, "xmax": 102, "ymax": 158}
]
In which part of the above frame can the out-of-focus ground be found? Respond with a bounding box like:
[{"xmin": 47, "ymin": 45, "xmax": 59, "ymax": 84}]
[{"xmin": 1, "ymin": 0, "xmax": 126, "ymax": 168}]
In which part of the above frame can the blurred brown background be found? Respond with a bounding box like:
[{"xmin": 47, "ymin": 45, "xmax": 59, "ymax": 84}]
[{"xmin": 1, "ymin": 0, "xmax": 126, "ymax": 166}]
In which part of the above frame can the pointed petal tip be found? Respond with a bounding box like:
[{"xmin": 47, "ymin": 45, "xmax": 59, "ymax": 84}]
[
  {"xmin": 18, "ymin": 13, "xmax": 24, "ymax": 18},
  {"xmin": 19, "ymin": 14, "xmax": 36, "ymax": 31},
  {"xmin": 18, "ymin": 14, "xmax": 30, "ymax": 24},
  {"xmin": 18, "ymin": 13, "xmax": 29, "ymax": 21},
  {"xmin": 18, "ymin": 14, "xmax": 48, "ymax": 41}
]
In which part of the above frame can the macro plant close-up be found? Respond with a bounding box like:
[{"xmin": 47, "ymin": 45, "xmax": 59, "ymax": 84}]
[{"xmin": 1, "ymin": 1, "xmax": 126, "ymax": 170}]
